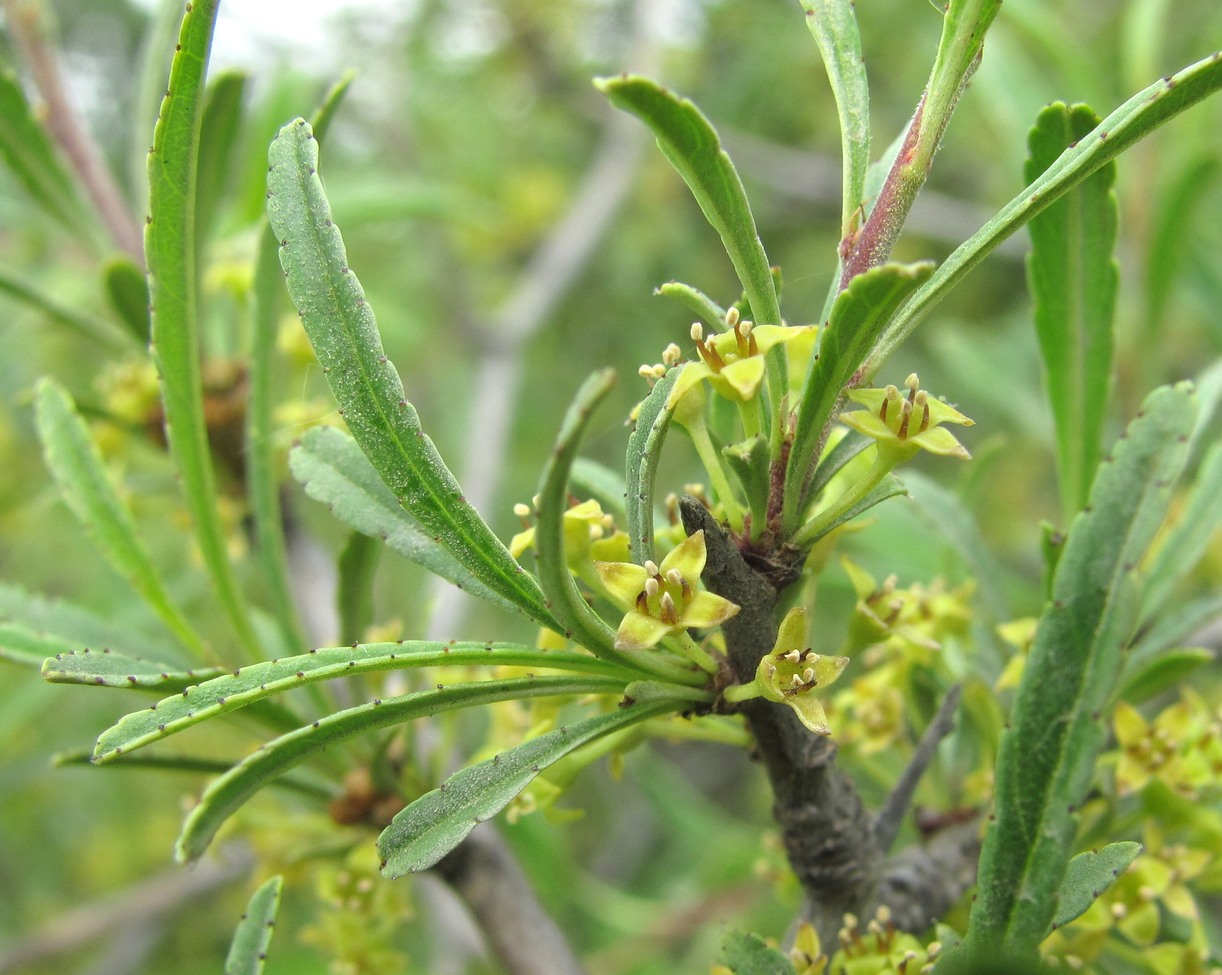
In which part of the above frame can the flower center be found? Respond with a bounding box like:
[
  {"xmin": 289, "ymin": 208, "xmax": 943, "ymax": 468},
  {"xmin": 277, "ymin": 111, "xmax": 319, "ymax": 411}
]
[
  {"xmin": 876, "ymin": 374, "xmax": 932, "ymax": 441},
  {"xmin": 635, "ymin": 560, "xmax": 692, "ymax": 624}
]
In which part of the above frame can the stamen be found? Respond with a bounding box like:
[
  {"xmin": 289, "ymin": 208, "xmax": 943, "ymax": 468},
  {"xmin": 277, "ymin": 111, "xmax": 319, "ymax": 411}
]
[
  {"xmin": 659, "ymin": 591, "xmax": 678, "ymax": 623},
  {"xmin": 880, "ymin": 384, "xmax": 900, "ymax": 423},
  {"xmin": 897, "ymin": 398, "xmax": 913, "ymax": 439},
  {"xmin": 905, "ymin": 373, "xmax": 920, "ymax": 399},
  {"xmin": 784, "ymin": 649, "xmax": 802, "ymax": 663},
  {"xmin": 725, "ymin": 307, "xmax": 740, "ymax": 329},
  {"xmin": 512, "ymin": 502, "xmax": 531, "ymax": 519},
  {"xmin": 665, "ymin": 568, "xmax": 684, "ymax": 588},
  {"xmin": 643, "ymin": 560, "xmax": 660, "ymax": 577},
  {"xmin": 690, "ymin": 322, "xmax": 704, "ymax": 343},
  {"xmin": 662, "ymin": 343, "xmax": 683, "ymax": 367},
  {"xmin": 802, "ymin": 667, "xmax": 816, "ymax": 683},
  {"xmin": 644, "ymin": 577, "xmax": 660, "ymax": 599},
  {"xmin": 915, "ymin": 389, "xmax": 930, "ymax": 432}
]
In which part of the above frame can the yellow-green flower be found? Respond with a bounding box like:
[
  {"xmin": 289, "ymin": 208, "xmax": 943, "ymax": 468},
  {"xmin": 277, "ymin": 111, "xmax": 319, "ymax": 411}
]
[
  {"xmin": 510, "ymin": 498, "xmax": 629, "ymax": 566},
  {"xmin": 1113, "ymin": 691, "xmax": 1222, "ymax": 799},
  {"xmin": 595, "ymin": 530, "xmax": 739, "ymax": 650},
  {"xmin": 667, "ymin": 308, "xmax": 814, "ymax": 407},
  {"xmin": 736, "ymin": 606, "xmax": 849, "ymax": 735},
  {"xmin": 840, "ymin": 373, "xmax": 973, "ymax": 462}
]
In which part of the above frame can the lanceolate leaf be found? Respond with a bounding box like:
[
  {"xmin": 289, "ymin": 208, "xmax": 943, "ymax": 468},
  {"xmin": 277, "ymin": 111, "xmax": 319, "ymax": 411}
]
[
  {"xmin": 266, "ymin": 119, "xmax": 556, "ymax": 631},
  {"xmin": 146, "ymin": 0, "xmax": 260, "ymax": 658},
  {"xmin": 872, "ymin": 51, "xmax": 1222, "ymax": 372},
  {"xmin": 223, "ymin": 875, "xmax": 283, "ymax": 975},
  {"xmin": 0, "ymin": 621, "xmax": 81, "ymax": 668},
  {"xmin": 626, "ymin": 367, "xmax": 680, "ymax": 565},
  {"xmin": 0, "ymin": 68, "xmax": 95, "ymax": 239},
  {"xmin": 1026, "ymin": 103, "xmax": 1118, "ymax": 520},
  {"xmin": 1050, "ymin": 842, "xmax": 1142, "ymax": 931},
  {"xmin": 596, "ymin": 76, "xmax": 787, "ymax": 429},
  {"xmin": 958, "ymin": 382, "xmax": 1196, "ymax": 964},
  {"xmin": 800, "ymin": 0, "xmax": 870, "ymax": 241},
  {"xmin": 103, "ymin": 256, "xmax": 152, "ymax": 345},
  {"xmin": 377, "ymin": 694, "xmax": 685, "ymax": 877},
  {"xmin": 289, "ymin": 426, "xmax": 529, "ymax": 620},
  {"xmin": 35, "ymin": 379, "xmax": 208, "ymax": 658},
  {"xmin": 246, "ymin": 77, "xmax": 356, "ymax": 661},
  {"xmin": 595, "ymin": 77, "xmax": 780, "ymax": 328},
  {"xmin": 43, "ymin": 647, "xmax": 226, "ymax": 691},
  {"xmin": 176, "ymin": 674, "xmax": 626, "ymax": 861},
  {"xmin": 95, "ymin": 642, "xmax": 634, "ymax": 762},
  {"xmin": 783, "ymin": 261, "xmax": 934, "ymax": 536}
]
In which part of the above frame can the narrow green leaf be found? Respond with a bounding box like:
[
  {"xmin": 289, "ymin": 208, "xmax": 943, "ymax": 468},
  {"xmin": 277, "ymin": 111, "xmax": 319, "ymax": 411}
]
[
  {"xmin": 0, "ymin": 265, "xmax": 128, "ymax": 349},
  {"xmin": 195, "ymin": 70, "xmax": 248, "ymax": 258},
  {"xmin": 54, "ymin": 750, "xmax": 332, "ymax": 799},
  {"xmin": 176, "ymin": 674, "xmax": 625, "ymax": 861},
  {"xmin": 1139, "ymin": 440, "xmax": 1222, "ymax": 622},
  {"xmin": 874, "ymin": 51, "xmax": 1222, "ymax": 372},
  {"xmin": 800, "ymin": 0, "xmax": 870, "ymax": 240},
  {"xmin": 35, "ymin": 378, "xmax": 208, "ymax": 658},
  {"xmin": 801, "ymin": 473, "xmax": 907, "ymax": 545},
  {"xmin": 337, "ymin": 530, "xmax": 380, "ymax": 644},
  {"xmin": 267, "ymin": 119, "xmax": 556, "ymax": 631},
  {"xmin": 595, "ymin": 77, "xmax": 779, "ymax": 328},
  {"xmin": 723, "ymin": 435, "xmax": 770, "ymax": 539},
  {"xmin": 308, "ymin": 72, "xmax": 355, "ymax": 142},
  {"xmin": 784, "ymin": 261, "xmax": 934, "ymax": 536},
  {"xmin": 534, "ymin": 371, "xmax": 694, "ymax": 683},
  {"xmin": 0, "ymin": 68, "xmax": 95, "ymax": 239},
  {"xmin": 654, "ymin": 281, "xmax": 727, "ymax": 330},
  {"xmin": 0, "ymin": 583, "xmax": 169, "ymax": 658},
  {"xmin": 96, "ymin": 642, "xmax": 633, "ymax": 763},
  {"xmin": 377, "ymin": 694, "xmax": 683, "ymax": 877},
  {"xmin": 146, "ymin": 0, "xmax": 260, "ymax": 658},
  {"xmin": 224, "ymin": 875, "xmax": 283, "ymax": 975},
  {"xmin": 289, "ymin": 426, "xmax": 529, "ymax": 621},
  {"xmin": 43, "ymin": 647, "xmax": 226, "ymax": 691},
  {"xmin": 961, "ymin": 383, "xmax": 1196, "ymax": 962},
  {"xmin": 0, "ymin": 621, "xmax": 81, "ymax": 668},
  {"xmin": 102, "ymin": 256, "xmax": 152, "ymax": 345},
  {"xmin": 719, "ymin": 930, "xmax": 793, "ymax": 975},
  {"xmin": 626, "ymin": 367, "xmax": 680, "ymax": 565},
  {"xmin": 1050, "ymin": 842, "xmax": 1142, "ymax": 931},
  {"xmin": 242, "ymin": 70, "xmax": 354, "ymax": 664},
  {"xmin": 1117, "ymin": 648, "xmax": 1214, "ymax": 706},
  {"xmin": 807, "ymin": 430, "xmax": 872, "ymax": 503},
  {"xmin": 596, "ymin": 76, "xmax": 786, "ymax": 436},
  {"xmin": 1027, "ymin": 103, "xmax": 1118, "ymax": 519}
]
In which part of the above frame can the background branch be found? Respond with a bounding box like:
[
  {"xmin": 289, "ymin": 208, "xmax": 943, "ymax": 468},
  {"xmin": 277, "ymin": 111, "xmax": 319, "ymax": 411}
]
[{"xmin": 1, "ymin": 0, "xmax": 144, "ymax": 259}]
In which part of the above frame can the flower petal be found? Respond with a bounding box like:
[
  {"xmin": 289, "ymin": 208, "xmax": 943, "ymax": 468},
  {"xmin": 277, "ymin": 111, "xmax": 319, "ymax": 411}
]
[
  {"xmin": 595, "ymin": 560, "xmax": 648, "ymax": 607},
  {"xmin": 614, "ymin": 611, "xmax": 672, "ymax": 650},
  {"xmin": 682, "ymin": 589, "xmax": 740, "ymax": 628},
  {"xmin": 658, "ymin": 529, "xmax": 708, "ymax": 579}
]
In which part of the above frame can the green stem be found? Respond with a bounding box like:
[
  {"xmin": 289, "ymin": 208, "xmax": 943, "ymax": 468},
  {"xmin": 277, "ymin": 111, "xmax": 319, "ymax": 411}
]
[
  {"xmin": 672, "ymin": 631, "xmax": 722, "ymax": 674},
  {"xmin": 687, "ymin": 420, "xmax": 745, "ymax": 532},
  {"xmin": 791, "ymin": 449, "xmax": 891, "ymax": 547},
  {"xmin": 721, "ymin": 679, "xmax": 765, "ymax": 705},
  {"xmin": 737, "ymin": 395, "xmax": 762, "ymax": 440}
]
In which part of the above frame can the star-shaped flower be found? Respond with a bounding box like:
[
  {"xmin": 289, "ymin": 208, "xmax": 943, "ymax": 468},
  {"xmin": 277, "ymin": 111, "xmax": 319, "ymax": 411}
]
[
  {"xmin": 754, "ymin": 607, "xmax": 849, "ymax": 735},
  {"xmin": 840, "ymin": 373, "xmax": 973, "ymax": 462},
  {"xmin": 594, "ymin": 530, "xmax": 739, "ymax": 650},
  {"xmin": 666, "ymin": 308, "xmax": 814, "ymax": 407}
]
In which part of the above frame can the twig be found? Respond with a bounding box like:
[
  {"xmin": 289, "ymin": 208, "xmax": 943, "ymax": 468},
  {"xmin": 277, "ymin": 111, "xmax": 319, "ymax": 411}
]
[
  {"xmin": 871, "ymin": 819, "xmax": 982, "ymax": 932},
  {"xmin": 1, "ymin": 0, "xmax": 144, "ymax": 260},
  {"xmin": 681, "ymin": 498, "xmax": 882, "ymax": 952},
  {"xmin": 432, "ymin": 826, "xmax": 589, "ymax": 975},
  {"xmin": 873, "ymin": 683, "xmax": 963, "ymax": 853},
  {"xmin": 0, "ymin": 843, "xmax": 252, "ymax": 973}
]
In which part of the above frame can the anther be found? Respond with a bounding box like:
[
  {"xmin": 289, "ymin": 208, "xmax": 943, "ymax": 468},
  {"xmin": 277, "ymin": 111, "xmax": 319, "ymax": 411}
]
[
  {"xmin": 659, "ymin": 592, "xmax": 679, "ymax": 623},
  {"xmin": 513, "ymin": 502, "xmax": 532, "ymax": 519},
  {"xmin": 644, "ymin": 559, "xmax": 660, "ymax": 577}
]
